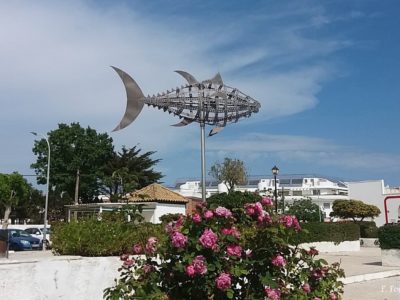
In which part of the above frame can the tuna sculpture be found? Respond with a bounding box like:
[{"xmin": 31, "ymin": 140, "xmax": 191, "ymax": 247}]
[{"xmin": 111, "ymin": 66, "xmax": 261, "ymax": 135}]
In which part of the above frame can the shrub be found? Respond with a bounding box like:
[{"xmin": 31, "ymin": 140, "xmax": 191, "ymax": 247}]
[
  {"xmin": 292, "ymin": 222, "xmax": 360, "ymax": 245},
  {"xmin": 51, "ymin": 219, "xmax": 164, "ymax": 256},
  {"xmin": 358, "ymin": 221, "xmax": 378, "ymax": 238},
  {"xmin": 104, "ymin": 197, "xmax": 345, "ymax": 299},
  {"xmin": 287, "ymin": 198, "xmax": 322, "ymax": 222},
  {"xmin": 331, "ymin": 200, "xmax": 380, "ymax": 222},
  {"xmin": 378, "ymin": 224, "xmax": 400, "ymax": 249}
]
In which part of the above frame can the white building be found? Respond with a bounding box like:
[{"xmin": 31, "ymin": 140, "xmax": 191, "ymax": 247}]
[
  {"xmin": 66, "ymin": 183, "xmax": 188, "ymax": 224},
  {"xmin": 173, "ymin": 175, "xmax": 349, "ymax": 219},
  {"xmin": 348, "ymin": 180, "xmax": 400, "ymax": 227}
]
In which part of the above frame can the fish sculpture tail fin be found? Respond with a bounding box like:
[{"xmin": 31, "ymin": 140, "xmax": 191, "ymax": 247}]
[{"xmin": 111, "ymin": 66, "xmax": 145, "ymax": 132}]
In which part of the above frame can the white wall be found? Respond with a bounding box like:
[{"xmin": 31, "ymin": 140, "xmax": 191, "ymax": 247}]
[
  {"xmin": 0, "ymin": 256, "xmax": 120, "ymax": 299},
  {"xmin": 348, "ymin": 180, "xmax": 390, "ymax": 227},
  {"xmin": 154, "ymin": 203, "xmax": 186, "ymax": 223}
]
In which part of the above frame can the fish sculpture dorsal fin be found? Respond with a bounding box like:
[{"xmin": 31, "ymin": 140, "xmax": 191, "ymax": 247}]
[
  {"xmin": 174, "ymin": 70, "xmax": 199, "ymax": 85},
  {"xmin": 210, "ymin": 72, "xmax": 223, "ymax": 85}
]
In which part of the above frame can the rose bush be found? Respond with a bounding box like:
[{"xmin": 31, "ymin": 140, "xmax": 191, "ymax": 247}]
[{"xmin": 104, "ymin": 197, "xmax": 344, "ymax": 300}]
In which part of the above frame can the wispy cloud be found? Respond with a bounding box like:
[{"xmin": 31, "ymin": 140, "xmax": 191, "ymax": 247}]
[{"xmin": 206, "ymin": 133, "xmax": 400, "ymax": 173}]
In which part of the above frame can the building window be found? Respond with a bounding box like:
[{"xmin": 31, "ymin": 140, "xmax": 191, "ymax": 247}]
[
  {"xmin": 323, "ymin": 203, "xmax": 330, "ymax": 209},
  {"xmin": 292, "ymin": 191, "xmax": 302, "ymax": 196},
  {"xmin": 313, "ymin": 190, "xmax": 321, "ymax": 195},
  {"xmin": 291, "ymin": 179, "xmax": 303, "ymax": 185}
]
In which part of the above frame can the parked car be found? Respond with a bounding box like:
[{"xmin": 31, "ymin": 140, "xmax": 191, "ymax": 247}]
[
  {"xmin": 25, "ymin": 227, "xmax": 52, "ymax": 248},
  {"xmin": 2, "ymin": 229, "xmax": 42, "ymax": 251}
]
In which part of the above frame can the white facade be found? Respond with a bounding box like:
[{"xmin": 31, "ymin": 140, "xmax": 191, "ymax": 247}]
[
  {"xmin": 173, "ymin": 175, "xmax": 349, "ymax": 220},
  {"xmin": 348, "ymin": 180, "xmax": 400, "ymax": 227},
  {"xmin": 153, "ymin": 203, "xmax": 186, "ymax": 224}
]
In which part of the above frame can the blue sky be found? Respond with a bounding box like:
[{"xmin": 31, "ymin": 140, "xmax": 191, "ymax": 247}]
[{"xmin": 0, "ymin": 0, "xmax": 399, "ymax": 188}]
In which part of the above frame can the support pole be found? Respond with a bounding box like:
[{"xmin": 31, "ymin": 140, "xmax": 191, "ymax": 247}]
[
  {"xmin": 200, "ymin": 122, "xmax": 206, "ymax": 201},
  {"xmin": 199, "ymin": 88, "xmax": 206, "ymax": 202}
]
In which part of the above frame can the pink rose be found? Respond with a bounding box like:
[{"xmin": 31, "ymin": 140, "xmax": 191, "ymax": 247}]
[
  {"xmin": 302, "ymin": 283, "xmax": 311, "ymax": 293},
  {"xmin": 143, "ymin": 263, "xmax": 153, "ymax": 273},
  {"xmin": 221, "ymin": 227, "xmax": 241, "ymax": 238},
  {"xmin": 261, "ymin": 196, "xmax": 274, "ymax": 207},
  {"xmin": 199, "ymin": 228, "xmax": 218, "ymax": 249},
  {"xmin": 311, "ymin": 269, "xmax": 324, "ymax": 279},
  {"xmin": 215, "ymin": 206, "xmax": 233, "ymax": 218},
  {"xmin": 226, "ymin": 244, "xmax": 242, "ymax": 257},
  {"xmin": 132, "ymin": 244, "xmax": 142, "ymax": 254},
  {"xmin": 120, "ymin": 253, "xmax": 129, "ymax": 261},
  {"xmin": 329, "ymin": 293, "xmax": 337, "ymax": 300},
  {"xmin": 254, "ymin": 202, "xmax": 263, "ymax": 215},
  {"xmin": 245, "ymin": 204, "xmax": 256, "ymax": 216},
  {"xmin": 245, "ymin": 249, "xmax": 253, "ymax": 257},
  {"xmin": 308, "ymin": 247, "xmax": 319, "ymax": 256},
  {"xmin": 271, "ymin": 255, "xmax": 286, "ymax": 267},
  {"xmin": 215, "ymin": 272, "xmax": 231, "ymax": 290},
  {"xmin": 192, "ymin": 213, "xmax": 202, "ymax": 223},
  {"xmin": 145, "ymin": 237, "xmax": 157, "ymax": 254},
  {"xmin": 122, "ymin": 258, "xmax": 134, "ymax": 268},
  {"xmin": 171, "ymin": 231, "xmax": 188, "ymax": 248},
  {"xmin": 186, "ymin": 265, "xmax": 195, "ymax": 277},
  {"xmin": 192, "ymin": 255, "xmax": 207, "ymax": 274},
  {"xmin": 265, "ymin": 287, "xmax": 281, "ymax": 300},
  {"xmin": 204, "ymin": 210, "xmax": 214, "ymax": 219},
  {"xmin": 280, "ymin": 215, "xmax": 301, "ymax": 231}
]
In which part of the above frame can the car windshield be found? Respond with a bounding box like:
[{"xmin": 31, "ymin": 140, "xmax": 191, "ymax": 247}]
[{"xmin": 10, "ymin": 230, "xmax": 31, "ymax": 237}]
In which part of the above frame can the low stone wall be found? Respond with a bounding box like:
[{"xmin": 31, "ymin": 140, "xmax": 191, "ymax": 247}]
[
  {"xmin": 299, "ymin": 240, "xmax": 360, "ymax": 252},
  {"xmin": 381, "ymin": 249, "xmax": 400, "ymax": 267},
  {"xmin": 0, "ymin": 255, "xmax": 120, "ymax": 299},
  {"xmin": 360, "ymin": 238, "xmax": 379, "ymax": 248}
]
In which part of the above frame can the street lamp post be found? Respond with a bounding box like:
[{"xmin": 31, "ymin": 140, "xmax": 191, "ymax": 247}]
[
  {"xmin": 271, "ymin": 165, "xmax": 279, "ymax": 214},
  {"xmin": 31, "ymin": 132, "xmax": 50, "ymax": 251}
]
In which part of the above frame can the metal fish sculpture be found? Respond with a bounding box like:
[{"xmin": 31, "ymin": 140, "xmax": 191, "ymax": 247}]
[{"xmin": 111, "ymin": 66, "xmax": 261, "ymax": 135}]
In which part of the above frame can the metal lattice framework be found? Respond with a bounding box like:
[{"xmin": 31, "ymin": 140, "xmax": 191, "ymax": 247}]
[{"xmin": 111, "ymin": 67, "xmax": 261, "ymax": 200}]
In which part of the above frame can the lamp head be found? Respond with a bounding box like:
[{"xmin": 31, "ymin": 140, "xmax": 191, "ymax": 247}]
[{"xmin": 271, "ymin": 165, "xmax": 279, "ymax": 175}]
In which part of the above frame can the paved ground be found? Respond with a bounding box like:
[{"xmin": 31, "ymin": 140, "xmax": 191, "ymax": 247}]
[
  {"xmin": 319, "ymin": 248, "xmax": 400, "ymax": 299},
  {"xmin": 3, "ymin": 247, "xmax": 400, "ymax": 299}
]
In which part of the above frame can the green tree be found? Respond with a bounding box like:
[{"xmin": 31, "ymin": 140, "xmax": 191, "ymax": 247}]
[
  {"xmin": 31, "ymin": 123, "xmax": 114, "ymax": 204},
  {"xmin": 330, "ymin": 199, "xmax": 381, "ymax": 222},
  {"xmin": 287, "ymin": 198, "xmax": 322, "ymax": 222},
  {"xmin": 209, "ymin": 158, "xmax": 248, "ymax": 193},
  {"xmin": 101, "ymin": 145, "xmax": 163, "ymax": 202},
  {"xmin": 0, "ymin": 173, "xmax": 31, "ymax": 229}
]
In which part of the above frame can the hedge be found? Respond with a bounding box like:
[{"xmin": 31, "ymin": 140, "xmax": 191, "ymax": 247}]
[
  {"xmin": 358, "ymin": 221, "xmax": 378, "ymax": 238},
  {"xmin": 378, "ymin": 224, "xmax": 400, "ymax": 249},
  {"xmin": 292, "ymin": 222, "xmax": 360, "ymax": 245},
  {"xmin": 51, "ymin": 218, "xmax": 165, "ymax": 256}
]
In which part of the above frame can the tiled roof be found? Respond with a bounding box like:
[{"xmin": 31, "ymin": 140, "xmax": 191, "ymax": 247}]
[{"xmin": 126, "ymin": 183, "xmax": 188, "ymax": 203}]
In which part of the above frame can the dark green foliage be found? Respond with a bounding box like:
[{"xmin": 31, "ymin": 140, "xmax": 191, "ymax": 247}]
[
  {"xmin": 292, "ymin": 222, "xmax": 360, "ymax": 245},
  {"xmin": 31, "ymin": 122, "xmax": 114, "ymax": 204},
  {"xmin": 51, "ymin": 218, "xmax": 164, "ymax": 256},
  {"xmin": 207, "ymin": 191, "xmax": 261, "ymax": 210},
  {"xmin": 101, "ymin": 146, "xmax": 163, "ymax": 202},
  {"xmin": 159, "ymin": 213, "xmax": 183, "ymax": 224},
  {"xmin": 378, "ymin": 224, "xmax": 400, "ymax": 249},
  {"xmin": 207, "ymin": 191, "xmax": 261, "ymax": 221},
  {"xmin": 287, "ymin": 198, "xmax": 322, "ymax": 222},
  {"xmin": 358, "ymin": 221, "xmax": 378, "ymax": 238}
]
